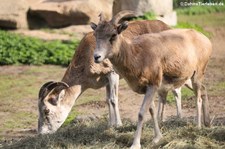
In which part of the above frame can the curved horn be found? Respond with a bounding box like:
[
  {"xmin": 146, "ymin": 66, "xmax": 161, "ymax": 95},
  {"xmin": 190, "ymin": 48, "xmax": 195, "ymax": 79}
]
[
  {"xmin": 51, "ymin": 81, "xmax": 69, "ymax": 95},
  {"xmin": 55, "ymin": 82, "xmax": 69, "ymax": 90},
  {"xmin": 111, "ymin": 10, "xmax": 136, "ymax": 25},
  {"xmin": 39, "ymin": 81, "xmax": 55, "ymax": 99},
  {"xmin": 39, "ymin": 81, "xmax": 69, "ymax": 100}
]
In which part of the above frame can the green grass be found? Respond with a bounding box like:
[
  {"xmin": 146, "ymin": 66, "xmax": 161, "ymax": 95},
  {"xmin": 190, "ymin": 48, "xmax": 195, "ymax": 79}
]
[
  {"xmin": 2, "ymin": 118, "xmax": 225, "ymax": 149},
  {"xmin": 174, "ymin": 22, "xmax": 212, "ymax": 37},
  {"xmin": 210, "ymin": 81, "xmax": 225, "ymax": 96},
  {"xmin": 133, "ymin": 11, "xmax": 156, "ymax": 20},
  {"xmin": 178, "ymin": 12, "xmax": 225, "ymax": 27},
  {"xmin": 63, "ymin": 110, "xmax": 80, "ymax": 126},
  {"xmin": 176, "ymin": 5, "xmax": 225, "ymax": 16},
  {"xmin": 167, "ymin": 87, "xmax": 194, "ymax": 104}
]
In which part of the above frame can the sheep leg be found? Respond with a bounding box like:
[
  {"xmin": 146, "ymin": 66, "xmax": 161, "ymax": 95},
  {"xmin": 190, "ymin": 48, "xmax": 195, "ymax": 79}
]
[
  {"xmin": 201, "ymin": 84, "xmax": 211, "ymax": 127},
  {"xmin": 106, "ymin": 84, "xmax": 116, "ymax": 126},
  {"xmin": 192, "ymin": 75, "xmax": 203, "ymax": 128},
  {"xmin": 106, "ymin": 71, "xmax": 122, "ymax": 127},
  {"xmin": 157, "ymin": 95, "xmax": 164, "ymax": 121},
  {"xmin": 157, "ymin": 91, "xmax": 167, "ymax": 121},
  {"xmin": 131, "ymin": 86, "xmax": 161, "ymax": 149},
  {"xmin": 172, "ymin": 87, "xmax": 182, "ymax": 118}
]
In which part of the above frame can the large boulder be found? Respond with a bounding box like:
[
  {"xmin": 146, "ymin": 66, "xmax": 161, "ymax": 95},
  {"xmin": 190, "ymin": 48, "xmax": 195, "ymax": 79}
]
[
  {"xmin": 113, "ymin": 0, "xmax": 176, "ymax": 25},
  {"xmin": 29, "ymin": 0, "xmax": 113, "ymax": 28},
  {"xmin": 0, "ymin": 0, "xmax": 29, "ymax": 29},
  {"xmin": 113, "ymin": 0, "xmax": 173, "ymax": 16}
]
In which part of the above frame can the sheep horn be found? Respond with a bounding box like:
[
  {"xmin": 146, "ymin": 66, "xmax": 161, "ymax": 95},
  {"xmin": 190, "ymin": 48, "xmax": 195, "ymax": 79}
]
[
  {"xmin": 99, "ymin": 12, "xmax": 105, "ymax": 22},
  {"xmin": 39, "ymin": 81, "xmax": 55, "ymax": 99},
  {"xmin": 39, "ymin": 81, "xmax": 69, "ymax": 100},
  {"xmin": 111, "ymin": 10, "xmax": 136, "ymax": 25}
]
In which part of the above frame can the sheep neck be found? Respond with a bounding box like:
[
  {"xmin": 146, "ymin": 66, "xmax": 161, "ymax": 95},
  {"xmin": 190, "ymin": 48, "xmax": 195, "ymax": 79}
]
[
  {"xmin": 61, "ymin": 85, "xmax": 82, "ymax": 108},
  {"xmin": 60, "ymin": 61, "xmax": 86, "ymax": 107},
  {"xmin": 110, "ymin": 35, "xmax": 139, "ymax": 74}
]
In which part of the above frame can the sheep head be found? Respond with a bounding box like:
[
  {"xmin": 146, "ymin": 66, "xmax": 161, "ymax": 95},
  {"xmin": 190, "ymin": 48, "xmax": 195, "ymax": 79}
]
[
  {"xmin": 38, "ymin": 81, "xmax": 69, "ymax": 134},
  {"xmin": 90, "ymin": 10, "xmax": 135, "ymax": 63}
]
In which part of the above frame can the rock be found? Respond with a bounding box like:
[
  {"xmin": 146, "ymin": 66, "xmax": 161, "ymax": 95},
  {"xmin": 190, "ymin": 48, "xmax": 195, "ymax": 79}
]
[
  {"xmin": 113, "ymin": 0, "xmax": 176, "ymax": 25},
  {"xmin": 113, "ymin": 0, "xmax": 173, "ymax": 16},
  {"xmin": 0, "ymin": 0, "xmax": 29, "ymax": 29},
  {"xmin": 157, "ymin": 11, "xmax": 177, "ymax": 26},
  {"xmin": 29, "ymin": 0, "xmax": 113, "ymax": 28}
]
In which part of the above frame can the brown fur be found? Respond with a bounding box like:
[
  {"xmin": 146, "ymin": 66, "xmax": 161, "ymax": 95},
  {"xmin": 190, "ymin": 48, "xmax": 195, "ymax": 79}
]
[
  {"xmin": 92, "ymin": 15, "xmax": 212, "ymax": 146},
  {"xmin": 109, "ymin": 29, "xmax": 212, "ymax": 94},
  {"xmin": 61, "ymin": 20, "xmax": 170, "ymax": 91}
]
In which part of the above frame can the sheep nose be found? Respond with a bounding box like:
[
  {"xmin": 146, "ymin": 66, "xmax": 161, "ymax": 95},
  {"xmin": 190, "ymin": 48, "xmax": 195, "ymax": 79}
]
[{"xmin": 94, "ymin": 54, "xmax": 101, "ymax": 62}]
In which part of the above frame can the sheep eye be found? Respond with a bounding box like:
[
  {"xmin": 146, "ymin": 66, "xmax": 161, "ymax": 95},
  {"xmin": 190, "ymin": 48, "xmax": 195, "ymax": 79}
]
[
  {"xmin": 48, "ymin": 97, "xmax": 58, "ymax": 106},
  {"xmin": 44, "ymin": 108, "xmax": 50, "ymax": 115},
  {"xmin": 109, "ymin": 34, "xmax": 117, "ymax": 44}
]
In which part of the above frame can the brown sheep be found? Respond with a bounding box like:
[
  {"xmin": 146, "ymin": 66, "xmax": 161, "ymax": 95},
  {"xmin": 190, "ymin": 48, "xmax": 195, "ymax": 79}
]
[{"xmin": 91, "ymin": 12, "xmax": 212, "ymax": 148}]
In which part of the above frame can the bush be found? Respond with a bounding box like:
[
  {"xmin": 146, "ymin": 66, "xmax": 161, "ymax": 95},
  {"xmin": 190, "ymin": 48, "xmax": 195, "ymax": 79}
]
[
  {"xmin": 0, "ymin": 30, "xmax": 79, "ymax": 66},
  {"xmin": 133, "ymin": 11, "xmax": 156, "ymax": 21}
]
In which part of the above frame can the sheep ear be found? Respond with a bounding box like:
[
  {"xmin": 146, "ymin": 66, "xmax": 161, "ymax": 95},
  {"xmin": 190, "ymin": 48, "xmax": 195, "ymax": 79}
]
[
  {"xmin": 90, "ymin": 22, "xmax": 97, "ymax": 31},
  {"xmin": 117, "ymin": 21, "xmax": 128, "ymax": 34},
  {"xmin": 39, "ymin": 81, "xmax": 68, "ymax": 101},
  {"xmin": 46, "ymin": 82, "xmax": 68, "ymax": 106}
]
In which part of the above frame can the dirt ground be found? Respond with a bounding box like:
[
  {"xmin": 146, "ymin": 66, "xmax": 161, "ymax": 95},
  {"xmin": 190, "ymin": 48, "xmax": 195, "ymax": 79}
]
[{"xmin": 0, "ymin": 23, "xmax": 225, "ymax": 144}]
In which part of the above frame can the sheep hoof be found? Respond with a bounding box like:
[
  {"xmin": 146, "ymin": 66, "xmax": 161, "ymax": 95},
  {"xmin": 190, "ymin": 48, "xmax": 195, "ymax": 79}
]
[
  {"xmin": 130, "ymin": 144, "xmax": 141, "ymax": 149},
  {"xmin": 152, "ymin": 134, "xmax": 163, "ymax": 144}
]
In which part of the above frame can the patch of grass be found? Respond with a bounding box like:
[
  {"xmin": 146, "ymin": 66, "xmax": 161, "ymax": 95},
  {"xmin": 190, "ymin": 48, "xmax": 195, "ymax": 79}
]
[
  {"xmin": 174, "ymin": 22, "xmax": 212, "ymax": 37},
  {"xmin": 167, "ymin": 87, "xmax": 194, "ymax": 104},
  {"xmin": 176, "ymin": 5, "xmax": 225, "ymax": 16},
  {"xmin": 178, "ymin": 12, "xmax": 225, "ymax": 27},
  {"xmin": 210, "ymin": 81, "xmax": 225, "ymax": 96},
  {"xmin": 216, "ymin": 82, "xmax": 225, "ymax": 90},
  {"xmin": 62, "ymin": 109, "xmax": 80, "ymax": 126},
  {"xmin": 2, "ymin": 118, "xmax": 225, "ymax": 149},
  {"xmin": 133, "ymin": 11, "xmax": 156, "ymax": 20},
  {"xmin": 3, "ymin": 111, "xmax": 36, "ymax": 130}
]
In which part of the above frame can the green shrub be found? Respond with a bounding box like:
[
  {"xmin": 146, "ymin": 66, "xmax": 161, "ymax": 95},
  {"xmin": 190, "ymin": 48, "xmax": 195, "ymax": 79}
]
[
  {"xmin": 0, "ymin": 30, "xmax": 79, "ymax": 66},
  {"xmin": 133, "ymin": 11, "xmax": 156, "ymax": 20}
]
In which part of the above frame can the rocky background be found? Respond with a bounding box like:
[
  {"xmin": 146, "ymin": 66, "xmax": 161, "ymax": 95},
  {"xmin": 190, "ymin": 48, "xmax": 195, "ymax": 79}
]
[{"xmin": 0, "ymin": 0, "xmax": 175, "ymax": 40}]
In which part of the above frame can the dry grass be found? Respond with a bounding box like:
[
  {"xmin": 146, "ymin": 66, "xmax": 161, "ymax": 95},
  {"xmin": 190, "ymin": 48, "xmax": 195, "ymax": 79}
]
[{"xmin": 1, "ymin": 118, "xmax": 225, "ymax": 149}]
